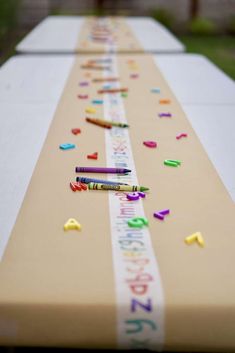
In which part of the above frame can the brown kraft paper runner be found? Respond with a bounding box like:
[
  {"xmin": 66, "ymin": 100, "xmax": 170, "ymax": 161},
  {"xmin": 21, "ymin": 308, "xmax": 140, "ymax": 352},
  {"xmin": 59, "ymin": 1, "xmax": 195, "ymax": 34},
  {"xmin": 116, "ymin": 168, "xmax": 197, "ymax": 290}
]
[
  {"xmin": 117, "ymin": 54, "xmax": 235, "ymax": 351},
  {"xmin": 0, "ymin": 56, "xmax": 116, "ymax": 347},
  {"xmin": 0, "ymin": 54, "xmax": 235, "ymax": 350},
  {"xmin": 76, "ymin": 17, "xmax": 144, "ymax": 53}
]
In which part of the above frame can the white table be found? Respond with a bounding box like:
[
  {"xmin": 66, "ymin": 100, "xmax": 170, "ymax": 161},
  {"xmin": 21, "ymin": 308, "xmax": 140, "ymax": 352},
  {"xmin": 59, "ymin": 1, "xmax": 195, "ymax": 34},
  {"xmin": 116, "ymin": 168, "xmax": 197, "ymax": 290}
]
[
  {"xmin": 1, "ymin": 54, "xmax": 234, "ymax": 105},
  {"xmin": 0, "ymin": 53, "xmax": 235, "ymax": 260},
  {"xmin": 16, "ymin": 16, "xmax": 185, "ymax": 54},
  {"xmin": 155, "ymin": 55, "xmax": 235, "ymax": 105}
]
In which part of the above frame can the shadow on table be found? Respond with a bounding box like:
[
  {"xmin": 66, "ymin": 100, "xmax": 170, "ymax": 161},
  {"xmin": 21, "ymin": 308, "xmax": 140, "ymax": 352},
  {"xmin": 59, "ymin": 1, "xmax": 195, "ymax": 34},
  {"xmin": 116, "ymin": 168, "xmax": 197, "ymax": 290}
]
[{"xmin": 0, "ymin": 349, "xmax": 208, "ymax": 353}]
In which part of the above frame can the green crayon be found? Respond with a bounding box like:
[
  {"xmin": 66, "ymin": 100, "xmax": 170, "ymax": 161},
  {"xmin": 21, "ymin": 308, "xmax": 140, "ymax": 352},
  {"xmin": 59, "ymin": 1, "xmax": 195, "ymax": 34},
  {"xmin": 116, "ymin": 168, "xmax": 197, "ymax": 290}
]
[{"xmin": 88, "ymin": 183, "xmax": 149, "ymax": 192}]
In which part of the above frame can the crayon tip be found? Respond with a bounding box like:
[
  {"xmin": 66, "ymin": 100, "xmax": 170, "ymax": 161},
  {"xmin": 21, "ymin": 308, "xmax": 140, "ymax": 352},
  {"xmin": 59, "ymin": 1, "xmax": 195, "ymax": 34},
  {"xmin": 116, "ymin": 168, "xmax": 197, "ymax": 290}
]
[{"xmin": 140, "ymin": 187, "xmax": 149, "ymax": 192}]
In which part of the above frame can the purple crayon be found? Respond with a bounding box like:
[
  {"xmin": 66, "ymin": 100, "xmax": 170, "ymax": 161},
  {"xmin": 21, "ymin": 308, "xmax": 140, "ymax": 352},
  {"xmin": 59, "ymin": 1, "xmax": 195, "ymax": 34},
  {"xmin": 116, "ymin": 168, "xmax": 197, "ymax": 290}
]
[
  {"xmin": 75, "ymin": 166, "xmax": 131, "ymax": 174},
  {"xmin": 158, "ymin": 113, "xmax": 172, "ymax": 118}
]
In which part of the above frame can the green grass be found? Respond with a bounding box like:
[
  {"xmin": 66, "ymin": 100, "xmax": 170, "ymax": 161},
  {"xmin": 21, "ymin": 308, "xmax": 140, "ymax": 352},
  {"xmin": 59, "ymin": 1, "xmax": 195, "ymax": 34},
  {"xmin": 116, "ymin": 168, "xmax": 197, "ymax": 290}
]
[
  {"xmin": 0, "ymin": 29, "xmax": 27, "ymax": 66},
  {"xmin": 179, "ymin": 35, "xmax": 235, "ymax": 80}
]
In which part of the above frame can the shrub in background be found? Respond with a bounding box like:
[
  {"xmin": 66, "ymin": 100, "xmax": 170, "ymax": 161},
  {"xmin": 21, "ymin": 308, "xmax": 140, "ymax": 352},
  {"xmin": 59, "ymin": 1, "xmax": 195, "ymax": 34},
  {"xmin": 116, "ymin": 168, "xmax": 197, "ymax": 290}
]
[
  {"xmin": 189, "ymin": 17, "xmax": 217, "ymax": 35},
  {"xmin": 151, "ymin": 8, "xmax": 175, "ymax": 31},
  {"xmin": 227, "ymin": 15, "xmax": 235, "ymax": 35},
  {"xmin": 0, "ymin": 0, "xmax": 20, "ymax": 39}
]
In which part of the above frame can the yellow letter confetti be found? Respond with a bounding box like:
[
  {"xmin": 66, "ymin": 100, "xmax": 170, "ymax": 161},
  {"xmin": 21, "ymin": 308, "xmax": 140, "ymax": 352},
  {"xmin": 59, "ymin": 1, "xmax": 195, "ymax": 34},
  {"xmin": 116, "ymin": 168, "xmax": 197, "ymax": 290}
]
[
  {"xmin": 184, "ymin": 232, "xmax": 205, "ymax": 247},
  {"xmin": 63, "ymin": 218, "xmax": 81, "ymax": 231}
]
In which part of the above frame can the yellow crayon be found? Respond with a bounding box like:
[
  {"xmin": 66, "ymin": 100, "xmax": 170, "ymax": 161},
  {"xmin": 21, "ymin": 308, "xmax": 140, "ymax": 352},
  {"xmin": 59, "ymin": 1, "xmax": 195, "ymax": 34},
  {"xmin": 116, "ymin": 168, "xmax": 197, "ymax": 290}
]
[{"xmin": 88, "ymin": 182, "xmax": 149, "ymax": 192}]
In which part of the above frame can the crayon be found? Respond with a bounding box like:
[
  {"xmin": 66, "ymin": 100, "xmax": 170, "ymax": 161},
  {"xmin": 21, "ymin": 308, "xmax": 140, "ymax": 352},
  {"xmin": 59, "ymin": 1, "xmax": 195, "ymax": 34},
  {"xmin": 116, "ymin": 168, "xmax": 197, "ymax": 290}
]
[
  {"xmin": 88, "ymin": 58, "xmax": 112, "ymax": 64},
  {"xmin": 94, "ymin": 118, "xmax": 129, "ymax": 128},
  {"xmin": 93, "ymin": 78, "xmax": 119, "ymax": 83},
  {"xmin": 98, "ymin": 88, "xmax": 128, "ymax": 94},
  {"xmin": 76, "ymin": 176, "xmax": 129, "ymax": 185},
  {"xmin": 75, "ymin": 167, "xmax": 131, "ymax": 174},
  {"xmin": 88, "ymin": 183, "xmax": 149, "ymax": 192},
  {"xmin": 86, "ymin": 117, "xmax": 112, "ymax": 129},
  {"xmin": 81, "ymin": 65, "xmax": 110, "ymax": 71}
]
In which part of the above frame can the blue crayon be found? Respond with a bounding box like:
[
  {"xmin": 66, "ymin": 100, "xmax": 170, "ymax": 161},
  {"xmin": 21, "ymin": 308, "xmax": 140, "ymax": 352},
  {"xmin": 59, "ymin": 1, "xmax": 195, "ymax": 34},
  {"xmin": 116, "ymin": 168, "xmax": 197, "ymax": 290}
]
[{"xmin": 76, "ymin": 176, "xmax": 129, "ymax": 186}]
